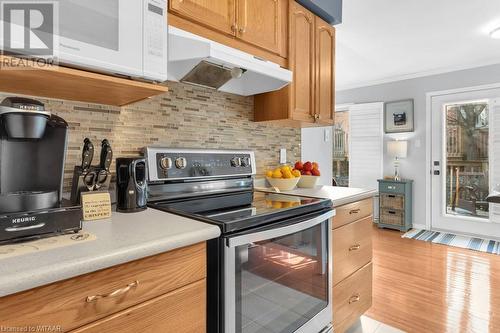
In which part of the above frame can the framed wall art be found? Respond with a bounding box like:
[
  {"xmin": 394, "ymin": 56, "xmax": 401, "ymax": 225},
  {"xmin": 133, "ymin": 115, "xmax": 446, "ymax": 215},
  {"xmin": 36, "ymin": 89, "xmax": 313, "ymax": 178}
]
[{"xmin": 384, "ymin": 99, "xmax": 414, "ymax": 133}]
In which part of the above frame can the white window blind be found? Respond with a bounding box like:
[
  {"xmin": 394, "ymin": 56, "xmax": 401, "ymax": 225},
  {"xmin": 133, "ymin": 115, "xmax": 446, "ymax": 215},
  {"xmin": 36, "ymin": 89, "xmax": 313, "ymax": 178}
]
[
  {"xmin": 348, "ymin": 102, "xmax": 384, "ymax": 190},
  {"xmin": 490, "ymin": 98, "xmax": 500, "ymax": 223}
]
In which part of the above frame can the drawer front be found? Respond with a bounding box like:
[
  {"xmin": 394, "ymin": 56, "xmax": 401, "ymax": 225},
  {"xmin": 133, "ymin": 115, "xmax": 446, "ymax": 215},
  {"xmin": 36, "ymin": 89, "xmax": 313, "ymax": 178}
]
[
  {"xmin": 333, "ymin": 198, "xmax": 373, "ymax": 229},
  {"xmin": 0, "ymin": 242, "xmax": 207, "ymax": 332},
  {"xmin": 71, "ymin": 279, "xmax": 206, "ymax": 333},
  {"xmin": 379, "ymin": 182, "xmax": 405, "ymax": 194},
  {"xmin": 333, "ymin": 263, "xmax": 373, "ymax": 333},
  {"xmin": 380, "ymin": 193, "xmax": 404, "ymax": 210},
  {"xmin": 333, "ymin": 216, "xmax": 372, "ymax": 285},
  {"xmin": 380, "ymin": 208, "xmax": 404, "ymax": 226}
]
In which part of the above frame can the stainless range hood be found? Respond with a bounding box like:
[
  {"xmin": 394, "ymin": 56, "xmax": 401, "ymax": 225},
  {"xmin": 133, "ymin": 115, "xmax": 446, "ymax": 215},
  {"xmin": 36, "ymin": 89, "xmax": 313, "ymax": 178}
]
[{"xmin": 167, "ymin": 26, "xmax": 292, "ymax": 96}]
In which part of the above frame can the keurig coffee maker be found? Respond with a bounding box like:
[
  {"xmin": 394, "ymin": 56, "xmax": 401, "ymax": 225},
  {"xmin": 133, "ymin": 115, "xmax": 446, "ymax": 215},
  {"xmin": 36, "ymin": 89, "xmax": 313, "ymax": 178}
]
[
  {"xmin": 0, "ymin": 97, "xmax": 82, "ymax": 243},
  {"xmin": 116, "ymin": 158, "xmax": 147, "ymax": 212}
]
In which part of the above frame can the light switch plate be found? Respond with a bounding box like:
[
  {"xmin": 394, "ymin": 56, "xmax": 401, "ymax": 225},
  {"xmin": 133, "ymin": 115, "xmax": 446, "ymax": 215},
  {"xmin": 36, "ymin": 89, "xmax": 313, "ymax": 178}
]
[{"xmin": 279, "ymin": 148, "xmax": 286, "ymax": 164}]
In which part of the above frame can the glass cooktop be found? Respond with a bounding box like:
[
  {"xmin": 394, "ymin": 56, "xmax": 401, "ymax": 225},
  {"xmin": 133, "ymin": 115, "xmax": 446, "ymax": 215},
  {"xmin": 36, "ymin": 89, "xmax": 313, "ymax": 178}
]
[{"xmin": 149, "ymin": 191, "xmax": 332, "ymax": 234}]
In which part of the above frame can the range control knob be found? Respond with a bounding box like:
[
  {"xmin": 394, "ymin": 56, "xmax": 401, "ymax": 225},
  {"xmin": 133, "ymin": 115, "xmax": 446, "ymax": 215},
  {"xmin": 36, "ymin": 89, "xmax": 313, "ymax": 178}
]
[
  {"xmin": 175, "ymin": 157, "xmax": 187, "ymax": 169},
  {"xmin": 241, "ymin": 157, "xmax": 250, "ymax": 167},
  {"xmin": 230, "ymin": 157, "xmax": 241, "ymax": 167},
  {"xmin": 159, "ymin": 157, "xmax": 172, "ymax": 170}
]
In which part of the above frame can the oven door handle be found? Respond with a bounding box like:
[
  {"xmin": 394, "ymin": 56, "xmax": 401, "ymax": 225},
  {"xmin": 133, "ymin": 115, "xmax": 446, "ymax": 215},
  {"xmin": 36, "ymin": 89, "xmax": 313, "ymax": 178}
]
[{"xmin": 226, "ymin": 209, "xmax": 335, "ymax": 248}]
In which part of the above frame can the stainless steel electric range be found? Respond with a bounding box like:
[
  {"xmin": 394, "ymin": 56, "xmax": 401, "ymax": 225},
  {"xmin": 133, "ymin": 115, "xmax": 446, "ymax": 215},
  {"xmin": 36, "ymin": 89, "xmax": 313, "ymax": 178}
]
[{"xmin": 145, "ymin": 148, "xmax": 334, "ymax": 333}]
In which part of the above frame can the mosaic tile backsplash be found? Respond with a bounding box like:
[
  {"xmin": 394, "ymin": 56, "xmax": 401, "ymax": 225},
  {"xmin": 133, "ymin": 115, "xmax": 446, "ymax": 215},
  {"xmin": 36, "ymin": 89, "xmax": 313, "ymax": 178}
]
[{"xmin": 0, "ymin": 81, "xmax": 301, "ymax": 191}]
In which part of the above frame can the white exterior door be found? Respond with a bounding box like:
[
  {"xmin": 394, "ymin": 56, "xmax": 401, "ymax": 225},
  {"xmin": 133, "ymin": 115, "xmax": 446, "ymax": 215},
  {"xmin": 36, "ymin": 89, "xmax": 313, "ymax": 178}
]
[{"xmin": 430, "ymin": 87, "xmax": 500, "ymax": 239}]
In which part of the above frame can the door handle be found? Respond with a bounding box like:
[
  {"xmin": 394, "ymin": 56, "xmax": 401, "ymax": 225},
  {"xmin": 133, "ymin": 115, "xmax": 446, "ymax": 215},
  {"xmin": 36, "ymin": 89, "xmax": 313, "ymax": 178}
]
[
  {"xmin": 433, "ymin": 170, "xmax": 440, "ymax": 175},
  {"xmin": 349, "ymin": 244, "xmax": 361, "ymax": 251}
]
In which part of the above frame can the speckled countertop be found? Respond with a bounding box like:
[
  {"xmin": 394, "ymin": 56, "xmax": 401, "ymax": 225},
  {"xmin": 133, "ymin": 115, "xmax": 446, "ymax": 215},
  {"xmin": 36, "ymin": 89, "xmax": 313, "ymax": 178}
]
[
  {"xmin": 0, "ymin": 208, "xmax": 220, "ymax": 297},
  {"xmin": 255, "ymin": 182, "xmax": 377, "ymax": 207}
]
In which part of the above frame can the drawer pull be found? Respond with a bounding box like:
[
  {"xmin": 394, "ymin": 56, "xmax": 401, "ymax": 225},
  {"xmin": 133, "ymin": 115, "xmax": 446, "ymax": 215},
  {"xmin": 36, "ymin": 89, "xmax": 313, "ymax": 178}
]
[
  {"xmin": 86, "ymin": 280, "xmax": 139, "ymax": 303},
  {"xmin": 349, "ymin": 244, "xmax": 361, "ymax": 251},
  {"xmin": 349, "ymin": 209, "xmax": 361, "ymax": 215},
  {"xmin": 388, "ymin": 210, "xmax": 396, "ymax": 215},
  {"xmin": 349, "ymin": 294, "xmax": 360, "ymax": 304}
]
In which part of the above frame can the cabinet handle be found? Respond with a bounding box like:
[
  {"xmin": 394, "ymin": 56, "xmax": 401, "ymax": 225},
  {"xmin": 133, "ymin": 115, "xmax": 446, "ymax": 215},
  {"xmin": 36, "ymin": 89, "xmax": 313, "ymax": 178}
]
[
  {"xmin": 349, "ymin": 244, "xmax": 361, "ymax": 251},
  {"xmin": 239, "ymin": 27, "xmax": 246, "ymax": 34},
  {"xmin": 349, "ymin": 294, "xmax": 360, "ymax": 304},
  {"xmin": 349, "ymin": 208, "xmax": 360, "ymax": 215},
  {"xmin": 86, "ymin": 281, "xmax": 139, "ymax": 303},
  {"xmin": 231, "ymin": 24, "xmax": 238, "ymax": 33}
]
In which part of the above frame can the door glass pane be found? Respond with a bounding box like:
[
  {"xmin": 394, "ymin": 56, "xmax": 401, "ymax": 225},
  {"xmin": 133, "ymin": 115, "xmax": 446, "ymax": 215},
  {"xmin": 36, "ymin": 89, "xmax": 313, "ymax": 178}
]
[
  {"xmin": 235, "ymin": 222, "xmax": 328, "ymax": 333},
  {"xmin": 58, "ymin": 0, "xmax": 119, "ymax": 51},
  {"xmin": 332, "ymin": 111, "xmax": 349, "ymax": 187},
  {"xmin": 445, "ymin": 101, "xmax": 489, "ymax": 219}
]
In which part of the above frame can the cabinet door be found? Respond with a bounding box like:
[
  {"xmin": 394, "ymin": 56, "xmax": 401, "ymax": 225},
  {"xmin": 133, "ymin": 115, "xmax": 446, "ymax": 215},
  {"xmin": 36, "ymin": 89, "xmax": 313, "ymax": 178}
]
[
  {"xmin": 236, "ymin": 0, "xmax": 287, "ymax": 56},
  {"xmin": 71, "ymin": 280, "xmax": 206, "ymax": 333},
  {"xmin": 289, "ymin": 1, "xmax": 315, "ymax": 122},
  {"xmin": 170, "ymin": 0, "xmax": 236, "ymax": 36},
  {"xmin": 315, "ymin": 17, "xmax": 335, "ymax": 125}
]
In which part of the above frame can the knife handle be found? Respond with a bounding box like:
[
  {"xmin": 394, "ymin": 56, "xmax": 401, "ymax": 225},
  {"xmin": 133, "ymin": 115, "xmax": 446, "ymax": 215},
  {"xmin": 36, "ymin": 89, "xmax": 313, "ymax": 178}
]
[
  {"xmin": 82, "ymin": 138, "xmax": 94, "ymax": 171},
  {"xmin": 100, "ymin": 139, "xmax": 113, "ymax": 171}
]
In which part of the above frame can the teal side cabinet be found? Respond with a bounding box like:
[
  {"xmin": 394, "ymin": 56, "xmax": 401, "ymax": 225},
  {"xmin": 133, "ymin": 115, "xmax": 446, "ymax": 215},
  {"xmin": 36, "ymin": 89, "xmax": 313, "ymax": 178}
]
[{"xmin": 377, "ymin": 179, "xmax": 413, "ymax": 232}]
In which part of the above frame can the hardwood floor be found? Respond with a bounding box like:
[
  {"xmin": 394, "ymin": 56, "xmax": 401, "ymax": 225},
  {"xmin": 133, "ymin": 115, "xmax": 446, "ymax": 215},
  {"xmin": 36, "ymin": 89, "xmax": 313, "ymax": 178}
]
[{"xmin": 367, "ymin": 225, "xmax": 500, "ymax": 333}]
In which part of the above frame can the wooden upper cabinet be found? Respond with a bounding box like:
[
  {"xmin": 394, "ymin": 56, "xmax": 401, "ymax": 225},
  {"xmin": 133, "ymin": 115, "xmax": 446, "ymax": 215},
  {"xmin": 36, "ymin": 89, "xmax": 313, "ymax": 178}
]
[
  {"xmin": 254, "ymin": 1, "xmax": 336, "ymax": 127},
  {"xmin": 289, "ymin": 1, "xmax": 315, "ymax": 122},
  {"xmin": 236, "ymin": 0, "xmax": 287, "ymax": 57},
  {"xmin": 315, "ymin": 17, "xmax": 335, "ymax": 125},
  {"xmin": 169, "ymin": 0, "xmax": 236, "ymax": 36}
]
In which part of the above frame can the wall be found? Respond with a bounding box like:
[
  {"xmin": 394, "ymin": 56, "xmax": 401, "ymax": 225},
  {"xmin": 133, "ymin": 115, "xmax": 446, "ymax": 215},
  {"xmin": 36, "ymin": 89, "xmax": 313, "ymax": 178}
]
[
  {"xmin": 336, "ymin": 63, "xmax": 500, "ymax": 227},
  {"xmin": 0, "ymin": 81, "xmax": 301, "ymax": 191},
  {"xmin": 301, "ymin": 126, "xmax": 333, "ymax": 186}
]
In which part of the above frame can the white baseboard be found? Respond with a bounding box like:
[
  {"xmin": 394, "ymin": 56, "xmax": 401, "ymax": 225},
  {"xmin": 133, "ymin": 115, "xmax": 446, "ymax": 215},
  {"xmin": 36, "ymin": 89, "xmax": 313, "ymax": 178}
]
[{"xmin": 412, "ymin": 223, "xmax": 427, "ymax": 230}]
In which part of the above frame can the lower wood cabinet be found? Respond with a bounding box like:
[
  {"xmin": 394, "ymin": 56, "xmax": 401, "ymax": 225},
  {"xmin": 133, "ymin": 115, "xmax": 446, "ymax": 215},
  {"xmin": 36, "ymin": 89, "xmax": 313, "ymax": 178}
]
[
  {"xmin": 0, "ymin": 242, "xmax": 207, "ymax": 333},
  {"xmin": 333, "ymin": 263, "xmax": 373, "ymax": 333},
  {"xmin": 333, "ymin": 216, "xmax": 373, "ymax": 285},
  {"xmin": 332, "ymin": 198, "xmax": 374, "ymax": 333},
  {"xmin": 71, "ymin": 279, "xmax": 206, "ymax": 333}
]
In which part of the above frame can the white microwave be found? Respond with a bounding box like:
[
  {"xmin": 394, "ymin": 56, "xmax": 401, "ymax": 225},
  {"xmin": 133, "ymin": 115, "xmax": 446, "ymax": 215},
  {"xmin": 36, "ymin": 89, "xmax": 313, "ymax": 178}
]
[{"xmin": 2, "ymin": 0, "xmax": 168, "ymax": 82}]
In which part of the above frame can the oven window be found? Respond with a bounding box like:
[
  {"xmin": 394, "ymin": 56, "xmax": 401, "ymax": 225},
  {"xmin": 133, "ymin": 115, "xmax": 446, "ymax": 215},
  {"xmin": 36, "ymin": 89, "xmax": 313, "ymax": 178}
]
[
  {"xmin": 58, "ymin": 0, "xmax": 119, "ymax": 51},
  {"xmin": 234, "ymin": 222, "xmax": 328, "ymax": 333}
]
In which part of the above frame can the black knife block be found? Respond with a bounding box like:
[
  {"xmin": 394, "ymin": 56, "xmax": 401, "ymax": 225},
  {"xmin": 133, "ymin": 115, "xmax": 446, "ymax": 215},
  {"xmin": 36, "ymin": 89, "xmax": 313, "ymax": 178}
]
[{"xmin": 70, "ymin": 166, "xmax": 112, "ymax": 205}]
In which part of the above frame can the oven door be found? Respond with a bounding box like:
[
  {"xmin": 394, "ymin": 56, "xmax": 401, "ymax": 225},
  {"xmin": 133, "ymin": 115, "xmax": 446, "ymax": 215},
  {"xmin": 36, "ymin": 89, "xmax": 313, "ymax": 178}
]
[
  {"xmin": 56, "ymin": 0, "xmax": 146, "ymax": 78},
  {"xmin": 224, "ymin": 209, "xmax": 334, "ymax": 333}
]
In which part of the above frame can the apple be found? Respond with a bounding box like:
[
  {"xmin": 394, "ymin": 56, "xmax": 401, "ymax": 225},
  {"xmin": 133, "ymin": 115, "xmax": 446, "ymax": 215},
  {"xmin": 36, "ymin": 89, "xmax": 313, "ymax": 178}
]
[
  {"xmin": 312, "ymin": 162, "xmax": 319, "ymax": 170},
  {"xmin": 311, "ymin": 168, "xmax": 321, "ymax": 176},
  {"xmin": 303, "ymin": 161, "xmax": 313, "ymax": 171},
  {"xmin": 294, "ymin": 161, "xmax": 304, "ymax": 170},
  {"xmin": 303, "ymin": 170, "xmax": 312, "ymax": 176}
]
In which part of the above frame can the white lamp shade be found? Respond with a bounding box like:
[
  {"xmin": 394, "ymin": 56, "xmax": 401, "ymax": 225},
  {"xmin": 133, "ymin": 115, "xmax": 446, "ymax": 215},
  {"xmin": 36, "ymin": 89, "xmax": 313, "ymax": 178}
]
[{"xmin": 387, "ymin": 141, "xmax": 408, "ymax": 158}]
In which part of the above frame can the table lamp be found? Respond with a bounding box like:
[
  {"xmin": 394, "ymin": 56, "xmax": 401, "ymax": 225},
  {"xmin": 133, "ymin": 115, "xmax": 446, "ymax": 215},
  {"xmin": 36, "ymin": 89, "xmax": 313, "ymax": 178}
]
[{"xmin": 387, "ymin": 140, "xmax": 407, "ymax": 181}]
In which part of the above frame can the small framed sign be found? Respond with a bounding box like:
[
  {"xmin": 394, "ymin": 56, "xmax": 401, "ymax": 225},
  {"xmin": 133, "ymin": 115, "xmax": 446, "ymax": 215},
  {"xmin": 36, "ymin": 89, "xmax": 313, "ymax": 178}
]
[
  {"xmin": 384, "ymin": 99, "xmax": 414, "ymax": 133},
  {"xmin": 81, "ymin": 191, "xmax": 112, "ymax": 221}
]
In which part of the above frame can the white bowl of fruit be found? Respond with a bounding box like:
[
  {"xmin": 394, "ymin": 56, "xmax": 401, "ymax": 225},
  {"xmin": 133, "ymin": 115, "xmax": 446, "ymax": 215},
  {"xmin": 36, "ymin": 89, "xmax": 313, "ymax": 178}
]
[
  {"xmin": 294, "ymin": 161, "xmax": 321, "ymax": 188},
  {"xmin": 265, "ymin": 165, "xmax": 301, "ymax": 191}
]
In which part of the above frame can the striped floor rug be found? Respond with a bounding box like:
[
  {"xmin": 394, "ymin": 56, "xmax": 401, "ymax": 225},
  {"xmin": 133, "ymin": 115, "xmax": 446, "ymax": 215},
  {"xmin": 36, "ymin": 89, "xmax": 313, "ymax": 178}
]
[{"xmin": 402, "ymin": 229, "xmax": 500, "ymax": 255}]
